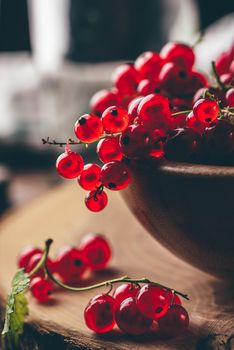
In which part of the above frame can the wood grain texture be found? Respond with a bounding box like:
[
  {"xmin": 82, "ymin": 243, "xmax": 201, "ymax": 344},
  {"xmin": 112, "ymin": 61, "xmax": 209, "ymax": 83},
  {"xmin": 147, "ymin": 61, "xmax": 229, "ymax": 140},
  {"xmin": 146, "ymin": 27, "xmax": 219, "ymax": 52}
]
[{"xmin": 0, "ymin": 183, "xmax": 233, "ymax": 350}]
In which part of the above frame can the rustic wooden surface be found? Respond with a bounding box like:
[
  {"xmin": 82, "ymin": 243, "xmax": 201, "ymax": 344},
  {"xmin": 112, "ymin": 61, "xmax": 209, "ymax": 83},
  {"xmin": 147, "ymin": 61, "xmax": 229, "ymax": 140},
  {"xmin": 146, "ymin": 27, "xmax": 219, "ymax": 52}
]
[{"xmin": 0, "ymin": 183, "xmax": 233, "ymax": 350}]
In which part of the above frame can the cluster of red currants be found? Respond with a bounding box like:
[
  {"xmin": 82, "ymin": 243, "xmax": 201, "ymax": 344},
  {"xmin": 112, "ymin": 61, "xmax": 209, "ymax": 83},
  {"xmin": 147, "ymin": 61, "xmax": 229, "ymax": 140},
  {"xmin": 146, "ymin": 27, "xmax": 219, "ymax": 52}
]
[
  {"xmin": 54, "ymin": 41, "xmax": 234, "ymax": 212},
  {"xmin": 17, "ymin": 234, "xmax": 111, "ymax": 303},
  {"xmin": 85, "ymin": 283, "xmax": 189, "ymax": 338}
]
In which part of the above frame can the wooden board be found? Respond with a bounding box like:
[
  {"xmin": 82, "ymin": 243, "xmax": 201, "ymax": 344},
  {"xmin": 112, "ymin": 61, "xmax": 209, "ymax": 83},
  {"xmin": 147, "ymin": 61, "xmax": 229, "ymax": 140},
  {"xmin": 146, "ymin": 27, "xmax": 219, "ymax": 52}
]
[{"xmin": 0, "ymin": 183, "xmax": 233, "ymax": 349}]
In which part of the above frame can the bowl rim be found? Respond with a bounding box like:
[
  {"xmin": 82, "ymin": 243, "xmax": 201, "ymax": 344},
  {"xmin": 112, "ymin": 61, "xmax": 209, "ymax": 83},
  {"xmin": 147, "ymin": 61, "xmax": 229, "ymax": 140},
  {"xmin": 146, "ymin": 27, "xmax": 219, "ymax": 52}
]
[{"xmin": 156, "ymin": 160, "xmax": 234, "ymax": 178}]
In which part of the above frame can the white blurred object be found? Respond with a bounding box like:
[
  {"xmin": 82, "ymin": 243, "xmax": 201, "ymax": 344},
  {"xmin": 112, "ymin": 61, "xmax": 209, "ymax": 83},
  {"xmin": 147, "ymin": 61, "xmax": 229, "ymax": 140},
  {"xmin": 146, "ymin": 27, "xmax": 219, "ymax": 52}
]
[
  {"xmin": 163, "ymin": 0, "xmax": 200, "ymax": 44},
  {"xmin": 28, "ymin": 0, "xmax": 69, "ymax": 74},
  {"xmin": 195, "ymin": 14, "xmax": 234, "ymax": 73}
]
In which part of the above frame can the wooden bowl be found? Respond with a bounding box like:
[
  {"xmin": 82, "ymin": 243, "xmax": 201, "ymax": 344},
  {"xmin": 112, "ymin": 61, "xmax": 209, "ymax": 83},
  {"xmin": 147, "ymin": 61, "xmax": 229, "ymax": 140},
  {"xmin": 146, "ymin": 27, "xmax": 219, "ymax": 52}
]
[{"xmin": 122, "ymin": 160, "xmax": 234, "ymax": 279}]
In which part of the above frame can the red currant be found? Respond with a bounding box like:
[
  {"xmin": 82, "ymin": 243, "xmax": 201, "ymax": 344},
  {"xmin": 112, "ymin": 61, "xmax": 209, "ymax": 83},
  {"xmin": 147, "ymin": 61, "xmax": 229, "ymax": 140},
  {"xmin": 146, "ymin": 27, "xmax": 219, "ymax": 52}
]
[
  {"xmin": 84, "ymin": 294, "xmax": 117, "ymax": 333},
  {"xmin": 159, "ymin": 63, "xmax": 191, "ymax": 97},
  {"xmin": 26, "ymin": 253, "xmax": 54, "ymax": 277},
  {"xmin": 203, "ymin": 120, "xmax": 234, "ymax": 158},
  {"xmin": 55, "ymin": 247, "xmax": 88, "ymax": 284},
  {"xmin": 74, "ymin": 114, "xmax": 104, "ymax": 143},
  {"xmin": 116, "ymin": 297, "xmax": 153, "ymax": 335},
  {"xmin": 193, "ymin": 98, "xmax": 219, "ymax": 124},
  {"xmin": 90, "ymin": 89, "xmax": 119, "ymax": 117},
  {"xmin": 30, "ymin": 277, "xmax": 53, "ymax": 303},
  {"xmin": 100, "ymin": 161, "xmax": 131, "ymax": 191},
  {"xmin": 78, "ymin": 163, "xmax": 102, "ymax": 191},
  {"xmin": 97, "ymin": 136, "xmax": 123, "ymax": 163},
  {"xmin": 112, "ymin": 63, "xmax": 140, "ymax": 95},
  {"xmin": 220, "ymin": 73, "xmax": 233, "ymax": 85},
  {"xmin": 101, "ymin": 106, "xmax": 129, "ymax": 133},
  {"xmin": 160, "ymin": 42, "xmax": 195, "ymax": 68},
  {"xmin": 158, "ymin": 305, "xmax": 189, "ymax": 338},
  {"xmin": 137, "ymin": 93, "xmax": 171, "ymax": 129},
  {"xmin": 136, "ymin": 284, "xmax": 170, "ymax": 320},
  {"xmin": 186, "ymin": 111, "xmax": 206, "ymax": 134},
  {"xmin": 56, "ymin": 151, "xmax": 84, "ymax": 179},
  {"xmin": 137, "ymin": 79, "xmax": 161, "ymax": 96},
  {"xmin": 85, "ymin": 189, "xmax": 108, "ymax": 212},
  {"xmin": 17, "ymin": 246, "xmax": 42, "ymax": 270},
  {"xmin": 127, "ymin": 96, "xmax": 143, "ymax": 124},
  {"xmin": 113, "ymin": 283, "xmax": 139, "ymax": 305},
  {"xmin": 148, "ymin": 129, "xmax": 165, "ymax": 158},
  {"xmin": 226, "ymin": 88, "xmax": 234, "ymax": 107},
  {"xmin": 119, "ymin": 124, "xmax": 150, "ymax": 159},
  {"xmin": 79, "ymin": 234, "xmax": 111, "ymax": 271},
  {"xmin": 164, "ymin": 128, "xmax": 201, "ymax": 161},
  {"xmin": 135, "ymin": 51, "xmax": 162, "ymax": 80}
]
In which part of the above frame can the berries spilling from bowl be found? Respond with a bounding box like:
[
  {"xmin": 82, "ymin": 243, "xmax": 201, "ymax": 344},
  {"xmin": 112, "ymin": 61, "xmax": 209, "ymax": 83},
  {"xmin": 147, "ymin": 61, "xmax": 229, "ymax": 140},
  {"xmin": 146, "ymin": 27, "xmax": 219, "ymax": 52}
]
[{"xmin": 43, "ymin": 41, "xmax": 234, "ymax": 212}]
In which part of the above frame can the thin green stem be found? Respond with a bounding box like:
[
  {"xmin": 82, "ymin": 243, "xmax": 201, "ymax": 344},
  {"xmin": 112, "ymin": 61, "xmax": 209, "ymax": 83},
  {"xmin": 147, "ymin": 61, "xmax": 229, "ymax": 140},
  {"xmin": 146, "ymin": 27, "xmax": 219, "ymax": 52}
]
[
  {"xmin": 211, "ymin": 61, "xmax": 226, "ymax": 91},
  {"xmin": 28, "ymin": 239, "xmax": 53, "ymax": 278},
  {"xmin": 42, "ymin": 240, "xmax": 189, "ymax": 300},
  {"xmin": 171, "ymin": 110, "xmax": 191, "ymax": 117}
]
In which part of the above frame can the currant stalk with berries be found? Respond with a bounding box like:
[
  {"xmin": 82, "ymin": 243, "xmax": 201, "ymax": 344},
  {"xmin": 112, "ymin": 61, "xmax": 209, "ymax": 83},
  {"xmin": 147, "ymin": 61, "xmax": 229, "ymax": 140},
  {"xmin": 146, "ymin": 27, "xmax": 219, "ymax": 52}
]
[{"xmin": 2, "ymin": 238, "xmax": 189, "ymax": 342}]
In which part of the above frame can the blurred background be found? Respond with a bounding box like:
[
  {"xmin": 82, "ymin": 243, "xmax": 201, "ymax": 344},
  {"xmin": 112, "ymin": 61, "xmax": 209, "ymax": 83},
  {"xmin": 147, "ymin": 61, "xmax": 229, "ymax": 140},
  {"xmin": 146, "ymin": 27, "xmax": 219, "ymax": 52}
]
[{"xmin": 0, "ymin": 0, "xmax": 233, "ymax": 213}]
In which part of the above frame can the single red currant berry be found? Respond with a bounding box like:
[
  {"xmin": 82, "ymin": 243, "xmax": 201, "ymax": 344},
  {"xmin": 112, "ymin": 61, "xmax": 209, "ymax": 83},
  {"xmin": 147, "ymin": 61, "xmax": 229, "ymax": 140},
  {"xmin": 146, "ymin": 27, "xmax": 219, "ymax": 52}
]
[
  {"xmin": 97, "ymin": 136, "xmax": 123, "ymax": 163},
  {"xmin": 17, "ymin": 246, "xmax": 42, "ymax": 270},
  {"xmin": 193, "ymin": 99, "xmax": 219, "ymax": 124},
  {"xmin": 90, "ymin": 89, "xmax": 119, "ymax": 117},
  {"xmin": 137, "ymin": 79, "xmax": 161, "ymax": 96},
  {"xmin": 136, "ymin": 284, "xmax": 170, "ymax": 320},
  {"xmin": 137, "ymin": 93, "xmax": 171, "ymax": 129},
  {"xmin": 128, "ymin": 96, "xmax": 143, "ymax": 124},
  {"xmin": 184, "ymin": 71, "xmax": 208, "ymax": 97},
  {"xmin": 203, "ymin": 120, "xmax": 234, "ymax": 158},
  {"xmin": 164, "ymin": 128, "xmax": 201, "ymax": 162},
  {"xmin": 148, "ymin": 129, "xmax": 165, "ymax": 158},
  {"xmin": 158, "ymin": 305, "xmax": 189, "ymax": 338},
  {"xmin": 26, "ymin": 253, "xmax": 54, "ymax": 277},
  {"xmin": 100, "ymin": 161, "xmax": 131, "ymax": 191},
  {"xmin": 85, "ymin": 189, "xmax": 108, "ymax": 212},
  {"xmin": 74, "ymin": 114, "xmax": 104, "ymax": 143},
  {"xmin": 159, "ymin": 63, "xmax": 191, "ymax": 98},
  {"xmin": 78, "ymin": 163, "xmax": 102, "ymax": 191},
  {"xmin": 84, "ymin": 294, "xmax": 117, "ymax": 333},
  {"xmin": 226, "ymin": 88, "xmax": 234, "ymax": 107},
  {"xmin": 135, "ymin": 51, "xmax": 162, "ymax": 80},
  {"xmin": 101, "ymin": 106, "xmax": 129, "ymax": 133},
  {"xmin": 56, "ymin": 151, "xmax": 84, "ymax": 179},
  {"xmin": 112, "ymin": 63, "xmax": 140, "ymax": 95},
  {"xmin": 186, "ymin": 111, "xmax": 206, "ymax": 134},
  {"xmin": 79, "ymin": 234, "xmax": 111, "ymax": 271},
  {"xmin": 160, "ymin": 42, "xmax": 195, "ymax": 68},
  {"xmin": 215, "ymin": 51, "xmax": 232, "ymax": 75},
  {"xmin": 119, "ymin": 124, "xmax": 150, "ymax": 159},
  {"xmin": 113, "ymin": 283, "xmax": 139, "ymax": 305},
  {"xmin": 116, "ymin": 297, "xmax": 153, "ymax": 335},
  {"xmin": 30, "ymin": 277, "xmax": 53, "ymax": 303},
  {"xmin": 55, "ymin": 247, "xmax": 88, "ymax": 284},
  {"xmin": 220, "ymin": 73, "xmax": 233, "ymax": 85}
]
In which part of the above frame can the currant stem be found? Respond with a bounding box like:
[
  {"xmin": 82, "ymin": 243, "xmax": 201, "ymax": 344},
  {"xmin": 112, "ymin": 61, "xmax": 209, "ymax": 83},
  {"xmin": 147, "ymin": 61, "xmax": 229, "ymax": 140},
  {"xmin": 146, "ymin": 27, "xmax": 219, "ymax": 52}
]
[
  {"xmin": 211, "ymin": 61, "xmax": 226, "ymax": 91},
  {"xmin": 41, "ymin": 240, "xmax": 189, "ymax": 300},
  {"xmin": 28, "ymin": 239, "xmax": 53, "ymax": 278},
  {"xmin": 171, "ymin": 110, "xmax": 191, "ymax": 117},
  {"xmin": 42, "ymin": 133, "xmax": 121, "ymax": 147}
]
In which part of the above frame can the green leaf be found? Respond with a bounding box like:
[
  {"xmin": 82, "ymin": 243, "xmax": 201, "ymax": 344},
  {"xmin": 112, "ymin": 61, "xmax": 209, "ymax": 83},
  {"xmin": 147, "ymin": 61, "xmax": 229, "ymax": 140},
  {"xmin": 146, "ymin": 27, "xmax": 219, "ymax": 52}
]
[{"xmin": 2, "ymin": 269, "xmax": 30, "ymax": 344}]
